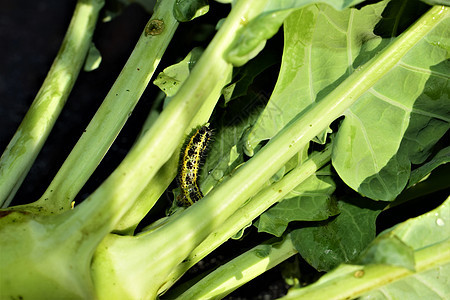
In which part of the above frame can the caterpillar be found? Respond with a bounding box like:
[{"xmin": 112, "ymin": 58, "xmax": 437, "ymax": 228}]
[{"xmin": 177, "ymin": 125, "xmax": 212, "ymax": 206}]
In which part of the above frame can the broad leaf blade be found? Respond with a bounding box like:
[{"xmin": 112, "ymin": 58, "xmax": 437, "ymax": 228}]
[
  {"xmin": 245, "ymin": 1, "xmax": 388, "ymax": 154},
  {"xmin": 359, "ymin": 196, "xmax": 450, "ymax": 299},
  {"xmin": 153, "ymin": 48, "xmax": 203, "ymax": 97},
  {"xmin": 408, "ymin": 146, "xmax": 450, "ymax": 188},
  {"xmin": 359, "ymin": 263, "xmax": 450, "ymax": 300},
  {"xmin": 282, "ymin": 197, "xmax": 450, "ymax": 300},
  {"xmin": 225, "ymin": 0, "xmax": 370, "ymax": 66},
  {"xmin": 332, "ymin": 11, "xmax": 450, "ymax": 201},
  {"xmin": 174, "ymin": 0, "xmax": 209, "ymax": 22},
  {"xmin": 256, "ymin": 168, "xmax": 339, "ymax": 237},
  {"xmin": 291, "ymin": 198, "xmax": 385, "ymax": 272}
]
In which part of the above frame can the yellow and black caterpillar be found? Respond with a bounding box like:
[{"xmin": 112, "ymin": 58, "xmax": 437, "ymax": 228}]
[{"xmin": 177, "ymin": 125, "xmax": 212, "ymax": 206}]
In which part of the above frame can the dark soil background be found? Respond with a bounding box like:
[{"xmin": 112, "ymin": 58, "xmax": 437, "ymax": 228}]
[{"xmin": 0, "ymin": 1, "xmax": 291, "ymax": 298}]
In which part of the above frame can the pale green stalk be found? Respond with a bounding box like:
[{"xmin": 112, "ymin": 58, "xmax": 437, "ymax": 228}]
[
  {"xmin": 280, "ymin": 239, "xmax": 450, "ymax": 300},
  {"xmin": 0, "ymin": 0, "xmax": 104, "ymax": 208},
  {"xmin": 31, "ymin": 0, "xmax": 179, "ymax": 213},
  {"xmin": 174, "ymin": 234, "xmax": 298, "ymax": 299},
  {"xmin": 159, "ymin": 145, "xmax": 332, "ymax": 294}
]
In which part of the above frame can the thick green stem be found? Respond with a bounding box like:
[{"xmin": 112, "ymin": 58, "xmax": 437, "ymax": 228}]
[
  {"xmin": 159, "ymin": 145, "xmax": 332, "ymax": 293},
  {"xmin": 33, "ymin": 0, "xmax": 179, "ymax": 213},
  {"xmin": 0, "ymin": 0, "xmax": 104, "ymax": 208},
  {"xmin": 173, "ymin": 234, "xmax": 298, "ymax": 299}
]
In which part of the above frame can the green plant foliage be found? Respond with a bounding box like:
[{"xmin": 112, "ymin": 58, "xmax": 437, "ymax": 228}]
[
  {"xmin": 225, "ymin": 0, "xmax": 369, "ymax": 66},
  {"xmin": 154, "ymin": 47, "xmax": 203, "ymax": 97},
  {"xmin": 84, "ymin": 43, "xmax": 102, "ymax": 71},
  {"xmin": 173, "ymin": 0, "xmax": 209, "ymax": 22},
  {"xmin": 420, "ymin": 0, "xmax": 450, "ymax": 5},
  {"xmin": 408, "ymin": 146, "xmax": 450, "ymax": 187},
  {"xmin": 291, "ymin": 198, "xmax": 385, "ymax": 271},
  {"xmin": 256, "ymin": 167, "xmax": 339, "ymax": 237},
  {"xmin": 357, "ymin": 197, "xmax": 450, "ymax": 299},
  {"xmin": 283, "ymin": 197, "xmax": 450, "ymax": 300},
  {"xmin": 245, "ymin": 1, "xmax": 388, "ymax": 154},
  {"xmin": 357, "ymin": 234, "xmax": 416, "ymax": 271},
  {"xmin": 332, "ymin": 10, "xmax": 449, "ymax": 201}
]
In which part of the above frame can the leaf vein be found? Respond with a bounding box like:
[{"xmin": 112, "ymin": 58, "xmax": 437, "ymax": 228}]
[
  {"xmin": 319, "ymin": 11, "xmax": 347, "ymax": 34},
  {"xmin": 346, "ymin": 10, "xmax": 355, "ymax": 74},
  {"xmin": 399, "ymin": 62, "xmax": 450, "ymax": 81},
  {"xmin": 347, "ymin": 110, "xmax": 392, "ymax": 194},
  {"xmin": 347, "ymin": 110, "xmax": 379, "ymax": 169},
  {"xmin": 378, "ymin": 286, "xmax": 393, "ymax": 300},
  {"xmin": 412, "ymin": 109, "xmax": 450, "ymax": 123},
  {"xmin": 415, "ymin": 273, "xmax": 447, "ymax": 298},
  {"xmin": 369, "ymin": 88, "xmax": 411, "ymax": 113},
  {"xmin": 308, "ymin": 46, "xmax": 315, "ymax": 101},
  {"xmin": 370, "ymin": 88, "xmax": 450, "ymax": 123}
]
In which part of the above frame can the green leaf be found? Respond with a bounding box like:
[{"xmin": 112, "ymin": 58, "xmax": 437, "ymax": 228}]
[
  {"xmin": 359, "ymin": 196, "xmax": 450, "ymax": 298},
  {"xmin": 225, "ymin": 9, "xmax": 291, "ymax": 66},
  {"xmin": 199, "ymin": 105, "xmax": 263, "ymax": 195},
  {"xmin": 385, "ymin": 199, "xmax": 450, "ymax": 251},
  {"xmin": 356, "ymin": 190, "xmax": 450, "ymax": 272},
  {"xmin": 408, "ymin": 146, "xmax": 450, "ymax": 188},
  {"xmin": 153, "ymin": 48, "xmax": 203, "ymax": 97},
  {"xmin": 174, "ymin": 0, "xmax": 209, "ymax": 22},
  {"xmin": 245, "ymin": 1, "xmax": 388, "ymax": 153},
  {"xmin": 291, "ymin": 198, "xmax": 385, "ymax": 271},
  {"xmin": 389, "ymin": 146, "xmax": 450, "ymax": 205},
  {"xmin": 332, "ymin": 10, "xmax": 450, "ymax": 201},
  {"xmin": 374, "ymin": 0, "xmax": 430, "ymax": 38},
  {"xmin": 420, "ymin": 0, "xmax": 450, "ymax": 5},
  {"xmin": 282, "ymin": 197, "xmax": 450, "ymax": 300},
  {"xmin": 225, "ymin": 0, "xmax": 369, "ymax": 66},
  {"xmin": 360, "ymin": 263, "xmax": 450, "ymax": 300},
  {"xmin": 256, "ymin": 169, "xmax": 339, "ymax": 237},
  {"xmin": 222, "ymin": 50, "xmax": 279, "ymax": 104},
  {"xmin": 83, "ymin": 43, "xmax": 102, "ymax": 71},
  {"xmin": 357, "ymin": 234, "xmax": 416, "ymax": 271}
]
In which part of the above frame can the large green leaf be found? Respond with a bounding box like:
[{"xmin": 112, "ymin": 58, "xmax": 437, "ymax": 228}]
[
  {"xmin": 244, "ymin": 1, "xmax": 388, "ymax": 155},
  {"xmin": 255, "ymin": 167, "xmax": 339, "ymax": 237},
  {"xmin": 408, "ymin": 145, "xmax": 450, "ymax": 188},
  {"xmin": 153, "ymin": 48, "xmax": 203, "ymax": 97},
  {"xmin": 225, "ymin": 0, "xmax": 369, "ymax": 66},
  {"xmin": 282, "ymin": 197, "xmax": 450, "ymax": 300},
  {"xmin": 359, "ymin": 196, "xmax": 450, "ymax": 298},
  {"xmin": 173, "ymin": 0, "xmax": 209, "ymax": 22},
  {"xmin": 360, "ymin": 264, "xmax": 450, "ymax": 300},
  {"xmin": 332, "ymin": 9, "xmax": 450, "ymax": 201},
  {"xmin": 199, "ymin": 104, "xmax": 264, "ymax": 195},
  {"xmin": 291, "ymin": 198, "xmax": 385, "ymax": 272}
]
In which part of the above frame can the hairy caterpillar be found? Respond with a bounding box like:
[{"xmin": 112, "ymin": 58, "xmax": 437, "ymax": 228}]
[{"xmin": 177, "ymin": 125, "xmax": 212, "ymax": 206}]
